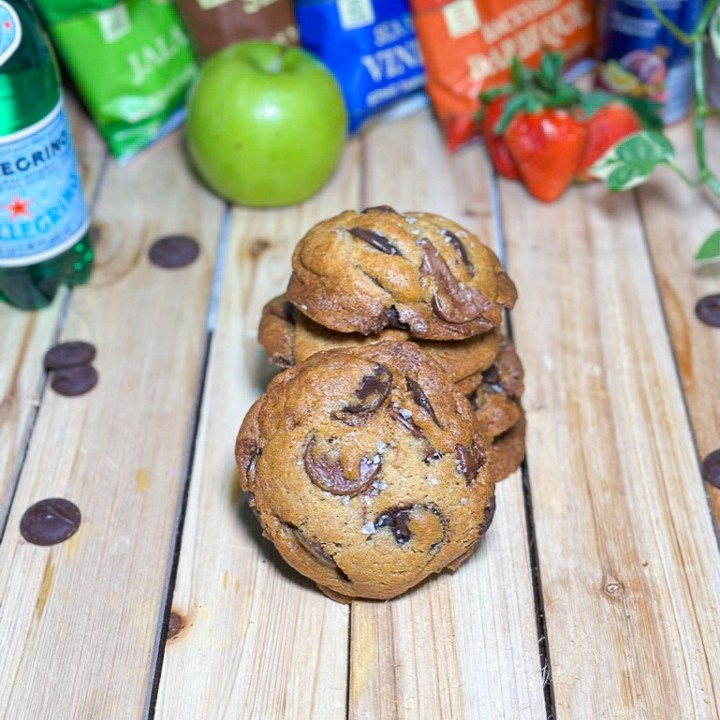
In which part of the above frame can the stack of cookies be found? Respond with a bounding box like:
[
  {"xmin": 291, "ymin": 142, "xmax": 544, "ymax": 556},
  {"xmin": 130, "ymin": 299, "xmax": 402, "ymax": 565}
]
[{"xmin": 235, "ymin": 206, "xmax": 525, "ymax": 602}]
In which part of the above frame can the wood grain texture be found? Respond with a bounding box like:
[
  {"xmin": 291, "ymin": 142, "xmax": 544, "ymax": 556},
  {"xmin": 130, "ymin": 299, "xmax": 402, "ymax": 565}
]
[
  {"xmin": 154, "ymin": 139, "xmax": 363, "ymax": 720},
  {"xmin": 0, "ymin": 129, "xmax": 223, "ymax": 719},
  {"xmin": 0, "ymin": 94, "xmax": 105, "ymax": 528},
  {"xmin": 349, "ymin": 111, "xmax": 546, "ymax": 720},
  {"xmin": 501, "ymin": 177, "xmax": 720, "ymax": 718},
  {"xmin": 636, "ymin": 119, "xmax": 720, "ymax": 522}
]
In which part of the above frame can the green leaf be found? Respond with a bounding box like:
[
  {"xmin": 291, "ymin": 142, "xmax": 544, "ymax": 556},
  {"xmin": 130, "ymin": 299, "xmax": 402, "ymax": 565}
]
[
  {"xmin": 607, "ymin": 162, "xmax": 658, "ymax": 190},
  {"xmin": 577, "ymin": 90, "xmax": 614, "ymax": 117},
  {"xmin": 589, "ymin": 131, "xmax": 677, "ymax": 189},
  {"xmin": 695, "ymin": 229, "xmax": 720, "ymax": 262},
  {"xmin": 615, "ymin": 131, "xmax": 675, "ymax": 162}
]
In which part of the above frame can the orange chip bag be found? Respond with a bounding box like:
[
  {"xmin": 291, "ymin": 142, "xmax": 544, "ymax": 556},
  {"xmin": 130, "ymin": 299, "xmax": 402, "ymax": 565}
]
[{"xmin": 410, "ymin": 0, "xmax": 595, "ymax": 150}]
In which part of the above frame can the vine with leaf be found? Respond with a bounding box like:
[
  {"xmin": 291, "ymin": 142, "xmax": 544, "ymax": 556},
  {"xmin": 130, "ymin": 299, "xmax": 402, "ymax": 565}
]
[{"xmin": 590, "ymin": 0, "xmax": 720, "ymax": 262}]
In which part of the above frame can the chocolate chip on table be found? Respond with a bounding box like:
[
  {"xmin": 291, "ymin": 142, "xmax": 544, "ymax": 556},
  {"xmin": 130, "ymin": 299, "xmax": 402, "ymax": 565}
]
[
  {"xmin": 20, "ymin": 498, "xmax": 81, "ymax": 546},
  {"xmin": 51, "ymin": 364, "xmax": 99, "ymax": 397},
  {"xmin": 43, "ymin": 341, "xmax": 96, "ymax": 370},
  {"xmin": 148, "ymin": 234, "xmax": 200, "ymax": 269},
  {"xmin": 694, "ymin": 294, "xmax": 720, "ymax": 327},
  {"xmin": 701, "ymin": 449, "xmax": 720, "ymax": 488}
]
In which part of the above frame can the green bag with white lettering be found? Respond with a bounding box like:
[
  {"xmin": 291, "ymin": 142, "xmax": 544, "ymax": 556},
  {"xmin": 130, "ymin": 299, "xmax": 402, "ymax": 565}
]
[{"xmin": 34, "ymin": 0, "xmax": 198, "ymax": 161}]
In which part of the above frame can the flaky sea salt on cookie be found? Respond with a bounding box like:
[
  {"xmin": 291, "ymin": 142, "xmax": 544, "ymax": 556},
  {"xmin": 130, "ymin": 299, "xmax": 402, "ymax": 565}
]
[
  {"xmin": 286, "ymin": 206, "xmax": 516, "ymax": 340},
  {"xmin": 235, "ymin": 341, "xmax": 496, "ymax": 602}
]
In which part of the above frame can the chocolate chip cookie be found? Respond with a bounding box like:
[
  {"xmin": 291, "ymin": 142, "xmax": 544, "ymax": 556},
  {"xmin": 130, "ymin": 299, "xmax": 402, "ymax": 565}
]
[
  {"xmin": 468, "ymin": 336, "xmax": 524, "ymax": 439},
  {"xmin": 286, "ymin": 207, "xmax": 517, "ymax": 339},
  {"xmin": 489, "ymin": 411, "xmax": 526, "ymax": 483},
  {"xmin": 259, "ymin": 294, "xmax": 501, "ymax": 393},
  {"xmin": 235, "ymin": 341, "xmax": 496, "ymax": 602}
]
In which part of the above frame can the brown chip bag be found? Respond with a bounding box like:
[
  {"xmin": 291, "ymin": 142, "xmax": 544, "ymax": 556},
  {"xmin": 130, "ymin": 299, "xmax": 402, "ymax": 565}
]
[
  {"xmin": 175, "ymin": 0, "xmax": 298, "ymax": 58},
  {"xmin": 409, "ymin": 0, "xmax": 594, "ymax": 151}
]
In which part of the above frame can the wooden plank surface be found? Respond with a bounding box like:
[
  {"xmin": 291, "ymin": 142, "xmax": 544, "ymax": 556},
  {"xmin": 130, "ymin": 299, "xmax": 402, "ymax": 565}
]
[
  {"xmin": 502, "ymin": 176, "xmax": 720, "ymax": 718},
  {"xmin": 0, "ymin": 95, "xmax": 105, "ymax": 527},
  {"xmin": 154, "ymin": 138, "xmax": 363, "ymax": 719},
  {"xmin": 348, "ymin": 112, "xmax": 546, "ymax": 720},
  {"xmin": 0, "ymin": 130, "xmax": 223, "ymax": 719},
  {"xmin": 636, "ymin": 120, "xmax": 720, "ymax": 522}
]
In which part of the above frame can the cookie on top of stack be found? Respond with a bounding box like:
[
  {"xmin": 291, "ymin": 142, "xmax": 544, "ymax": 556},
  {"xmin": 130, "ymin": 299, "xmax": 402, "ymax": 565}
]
[{"xmin": 235, "ymin": 206, "xmax": 525, "ymax": 602}]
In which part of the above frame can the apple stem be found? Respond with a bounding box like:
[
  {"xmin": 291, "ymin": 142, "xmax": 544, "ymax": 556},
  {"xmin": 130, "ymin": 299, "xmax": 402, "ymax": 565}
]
[{"xmin": 268, "ymin": 45, "xmax": 290, "ymax": 74}]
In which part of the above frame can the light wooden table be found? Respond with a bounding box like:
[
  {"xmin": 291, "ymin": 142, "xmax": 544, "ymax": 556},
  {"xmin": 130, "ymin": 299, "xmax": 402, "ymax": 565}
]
[{"xmin": 1, "ymin": 95, "xmax": 720, "ymax": 720}]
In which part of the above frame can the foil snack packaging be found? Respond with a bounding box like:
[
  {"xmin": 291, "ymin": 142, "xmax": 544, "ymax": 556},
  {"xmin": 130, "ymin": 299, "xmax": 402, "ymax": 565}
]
[
  {"xmin": 34, "ymin": 0, "xmax": 198, "ymax": 161},
  {"xmin": 175, "ymin": 0, "xmax": 298, "ymax": 59},
  {"xmin": 410, "ymin": 0, "xmax": 595, "ymax": 151},
  {"xmin": 295, "ymin": 0, "xmax": 426, "ymax": 134}
]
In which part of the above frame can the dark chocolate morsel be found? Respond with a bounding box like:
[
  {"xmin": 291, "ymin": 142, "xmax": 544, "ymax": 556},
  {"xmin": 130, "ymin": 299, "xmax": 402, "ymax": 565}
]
[
  {"xmin": 375, "ymin": 504, "xmax": 445, "ymax": 548},
  {"xmin": 481, "ymin": 363, "xmax": 502, "ymax": 389},
  {"xmin": 695, "ymin": 294, "xmax": 720, "ymax": 327},
  {"xmin": 478, "ymin": 495, "xmax": 496, "ymax": 537},
  {"xmin": 444, "ymin": 230, "xmax": 475, "ymax": 275},
  {"xmin": 335, "ymin": 364, "xmax": 392, "ymax": 421},
  {"xmin": 43, "ymin": 341, "xmax": 96, "ymax": 370},
  {"xmin": 304, "ymin": 437, "xmax": 380, "ymax": 495},
  {"xmin": 148, "ymin": 234, "xmax": 200, "ymax": 269},
  {"xmin": 50, "ymin": 364, "xmax": 99, "ymax": 397},
  {"xmin": 456, "ymin": 441, "xmax": 487, "ymax": 484},
  {"xmin": 289, "ymin": 525, "xmax": 338, "ymax": 568},
  {"xmin": 388, "ymin": 403, "xmax": 424, "ymax": 438},
  {"xmin": 243, "ymin": 447, "xmax": 261, "ymax": 486},
  {"xmin": 386, "ymin": 306, "xmax": 410, "ymax": 330},
  {"xmin": 362, "ymin": 205, "xmax": 399, "ymax": 214},
  {"xmin": 349, "ymin": 227, "xmax": 401, "ymax": 256},
  {"xmin": 376, "ymin": 506, "xmax": 414, "ymax": 544},
  {"xmin": 405, "ymin": 376, "xmax": 441, "ymax": 427},
  {"xmin": 419, "ymin": 238, "xmax": 490, "ymax": 325},
  {"xmin": 701, "ymin": 449, "xmax": 720, "ymax": 489},
  {"xmin": 20, "ymin": 498, "xmax": 81, "ymax": 546}
]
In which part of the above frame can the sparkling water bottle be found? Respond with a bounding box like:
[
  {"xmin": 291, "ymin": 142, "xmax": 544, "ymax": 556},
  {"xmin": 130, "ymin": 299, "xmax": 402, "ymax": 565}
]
[{"xmin": 0, "ymin": 0, "xmax": 93, "ymax": 310}]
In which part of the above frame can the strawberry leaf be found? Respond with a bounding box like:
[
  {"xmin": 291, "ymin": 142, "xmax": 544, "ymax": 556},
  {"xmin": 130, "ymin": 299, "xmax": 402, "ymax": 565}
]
[
  {"xmin": 589, "ymin": 131, "xmax": 676, "ymax": 189},
  {"xmin": 695, "ymin": 230, "xmax": 720, "ymax": 262},
  {"xmin": 619, "ymin": 96, "xmax": 663, "ymax": 130}
]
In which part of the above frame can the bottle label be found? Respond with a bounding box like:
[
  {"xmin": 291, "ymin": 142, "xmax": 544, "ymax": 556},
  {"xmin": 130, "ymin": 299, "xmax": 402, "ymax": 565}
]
[
  {"xmin": 0, "ymin": 1, "xmax": 21, "ymax": 67},
  {"xmin": 0, "ymin": 101, "xmax": 89, "ymax": 268}
]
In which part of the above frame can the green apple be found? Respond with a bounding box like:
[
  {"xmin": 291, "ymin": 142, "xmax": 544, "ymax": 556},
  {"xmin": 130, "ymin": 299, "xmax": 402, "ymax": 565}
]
[{"xmin": 186, "ymin": 41, "xmax": 347, "ymax": 207}]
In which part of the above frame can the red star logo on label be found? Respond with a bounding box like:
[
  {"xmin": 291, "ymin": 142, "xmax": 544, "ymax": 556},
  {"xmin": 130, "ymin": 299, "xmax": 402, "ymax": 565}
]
[{"xmin": 3, "ymin": 195, "xmax": 31, "ymax": 219}]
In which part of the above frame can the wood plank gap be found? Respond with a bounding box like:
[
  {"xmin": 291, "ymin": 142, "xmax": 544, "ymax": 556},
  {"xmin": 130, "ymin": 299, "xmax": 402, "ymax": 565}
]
[
  {"xmin": 494, "ymin": 176, "xmax": 557, "ymax": 720},
  {"xmin": 0, "ymin": 150, "xmax": 109, "ymax": 542},
  {"xmin": 145, "ymin": 204, "xmax": 233, "ymax": 719}
]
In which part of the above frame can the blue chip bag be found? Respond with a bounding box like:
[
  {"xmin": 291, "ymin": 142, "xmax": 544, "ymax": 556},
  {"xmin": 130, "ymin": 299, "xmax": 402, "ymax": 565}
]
[{"xmin": 295, "ymin": 0, "xmax": 426, "ymax": 133}]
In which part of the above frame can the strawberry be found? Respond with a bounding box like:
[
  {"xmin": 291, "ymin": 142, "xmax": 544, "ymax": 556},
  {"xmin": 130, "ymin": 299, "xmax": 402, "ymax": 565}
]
[
  {"xmin": 503, "ymin": 108, "xmax": 588, "ymax": 203},
  {"xmin": 481, "ymin": 95, "xmax": 519, "ymax": 180},
  {"xmin": 575, "ymin": 101, "xmax": 642, "ymax": 182}
]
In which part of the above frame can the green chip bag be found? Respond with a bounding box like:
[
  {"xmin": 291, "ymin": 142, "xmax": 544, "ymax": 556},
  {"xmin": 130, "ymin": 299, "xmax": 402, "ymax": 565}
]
[{"xmin": 34, "ymin": 0, "xmax": 198, "ymax": 161}]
